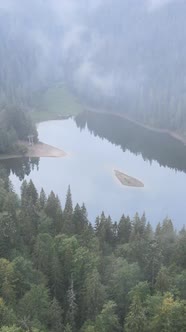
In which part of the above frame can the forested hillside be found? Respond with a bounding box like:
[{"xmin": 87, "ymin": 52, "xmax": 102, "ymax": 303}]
[
  {"xmin": 0, "ymin": 107, "xmax": 37, "ymax": 154},
  {"xmin": 0, "ymin": 169, "xmax": 185, "ymax": 332},
  {"xmin": 1, "ymin": 1, "xmax": 186, "ymax": 132}
]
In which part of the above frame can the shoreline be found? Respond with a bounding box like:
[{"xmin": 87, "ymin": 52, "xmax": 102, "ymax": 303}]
[
  {"xmin": 2, "ymin": 105, "xmax": 186, "ymax": 161},
  {"xmin": 26, "ymin": 142, "xmax": 67, "ymax": 158},
  {"xmin": 0, "ymin": 142, "xmax": 67, "ymax": 160},
  {"xmin": 86, "ymin": 107, "xmax": 186, "ymax": 145}
]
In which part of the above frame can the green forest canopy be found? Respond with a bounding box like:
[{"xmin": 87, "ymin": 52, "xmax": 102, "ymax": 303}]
[{"xmin": 0, "ymin": 169, "xmax": 185, "ymax": 332}]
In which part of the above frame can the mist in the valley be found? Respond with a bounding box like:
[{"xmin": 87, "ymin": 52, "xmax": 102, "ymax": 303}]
[{"xmin": 0, "ymin": 0, "xmax": 186, "ymax": 129}]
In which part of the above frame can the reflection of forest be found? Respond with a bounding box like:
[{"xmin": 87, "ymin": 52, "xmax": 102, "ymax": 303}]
[
  {"xmin": 0, "ymin": 157, "xmax": 39, "ymax": 180},
  {"xmin": 75, "ymin": 111, "xmax": 186, "ymax": 173}
]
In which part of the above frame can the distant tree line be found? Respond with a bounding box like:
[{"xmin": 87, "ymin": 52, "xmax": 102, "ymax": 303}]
[
  {"xmin": 0, "ymin": 169, "xmax": 185, "ymax": 332},
  {"xmin": 75, "ymin": 111, "xmax": 186, "ymax": 173}
]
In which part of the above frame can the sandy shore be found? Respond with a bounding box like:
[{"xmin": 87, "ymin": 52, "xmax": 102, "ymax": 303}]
[
  {"xmin": 0, "ymin": 142, "xmax": 66, "ymax": 160},
  {"xmin": 115, "ymin": 170, "xmax": 144, "ymax": 187},
  {"xmin": 27, "ymin": 142, "xmax": 66, "ymax": 158}
]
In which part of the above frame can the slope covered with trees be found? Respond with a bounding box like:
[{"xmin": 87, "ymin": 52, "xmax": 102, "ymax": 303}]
[
  {"xmin": 0, "ymin": 169, "xmax": 185, "ymax": 332},
  {"xmin": 1, "ymin": 1, "xmax": 186, "ymax": 133},
  {"xmin": 0, "ymin": 106, "xmax": 38, "ymax": 154},
  {"xmin": 74, "ymin": 0, "xmax": 186, "ymax": 133}
]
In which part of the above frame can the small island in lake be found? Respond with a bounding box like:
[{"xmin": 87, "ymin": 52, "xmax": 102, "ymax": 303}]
[{"xmin": 114, "ymin": 170, "xmax": 144, "ymax": 187}]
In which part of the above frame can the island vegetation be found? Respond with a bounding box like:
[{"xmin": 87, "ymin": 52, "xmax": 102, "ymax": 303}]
[
  {"xmin": 0, "ymin": 169, "xmax": 185, "ymax": 332},
  {"xmin": 115, "ymin": 170, "xmax": 144, "ymax": 188}
]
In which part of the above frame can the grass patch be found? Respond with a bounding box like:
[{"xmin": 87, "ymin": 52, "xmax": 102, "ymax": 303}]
[{"xmin": 31, "ymin": 84, "xmax": 84, "ymax": 122}]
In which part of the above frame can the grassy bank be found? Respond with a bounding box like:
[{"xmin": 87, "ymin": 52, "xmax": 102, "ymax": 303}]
[{"xmin": 31, "ymin": 85, "xmax": 84, "ymax": 122}]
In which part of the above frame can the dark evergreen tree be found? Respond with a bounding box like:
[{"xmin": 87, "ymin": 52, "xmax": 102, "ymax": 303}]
[
  {"xmin": 45, "ymin": 191, "xmax": 63, "ymax": 235},
  {"xmin": 117, "ymin": 215, "xmax": 132, "ymax": 244},
  {"xmin": 39, "ymin": 188, "xmax": 47, "ymax": 210},
  {"xmin": 63, "ymin": 186, "xmax": 73, "ymax": 234}
]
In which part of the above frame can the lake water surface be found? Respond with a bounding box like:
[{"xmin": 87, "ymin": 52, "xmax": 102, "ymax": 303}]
[{"xmin": 4, "ymin": 112, "xmax": 186, "ymax": 229}]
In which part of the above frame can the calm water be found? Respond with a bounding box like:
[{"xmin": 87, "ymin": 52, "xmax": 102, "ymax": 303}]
[{"xmin": 3, "ymin": 112, "xmax": 186, "ymax": 228}]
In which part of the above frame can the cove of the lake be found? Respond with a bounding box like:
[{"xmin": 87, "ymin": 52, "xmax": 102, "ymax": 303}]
[{"xmin": 2, "ymin": 111, "xmax": 186, "ymax": 229}]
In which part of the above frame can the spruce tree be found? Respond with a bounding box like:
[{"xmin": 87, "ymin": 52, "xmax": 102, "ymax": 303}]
[
  {"xmin": 39, "ymin": 188, "xmax": 47, "ymax": 210},
  {"xmin": 63, "ymin": 186, "xmax": 73, "ymax": 234},
  {"xmin": 117, "ymin": 215, "xmax": 132, "ymax": 244},
  {"xmin": 45, "ymin": 191, "xmax": 63, "ymax": 235}
]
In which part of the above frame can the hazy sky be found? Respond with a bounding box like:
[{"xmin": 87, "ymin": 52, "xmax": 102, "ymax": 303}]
[
  {"xmin": 148, "ymin": 0, "xmax": 175, "ymax": 10},
  {"xmin": 0, "ymin": 0, "xmax": 182, "ymax": 99}
]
